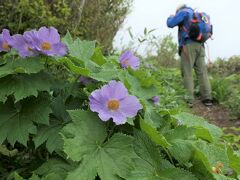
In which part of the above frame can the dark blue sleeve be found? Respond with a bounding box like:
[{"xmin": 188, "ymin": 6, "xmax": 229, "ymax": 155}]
[{"xmin": 167, "ymin": 11, "xmax": 187, "ymax": 28}]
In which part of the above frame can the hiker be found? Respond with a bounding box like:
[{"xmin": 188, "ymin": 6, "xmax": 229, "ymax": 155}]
[{"xmin": 167, "ymin": 4, "xmax": 213, "ymax": 107}]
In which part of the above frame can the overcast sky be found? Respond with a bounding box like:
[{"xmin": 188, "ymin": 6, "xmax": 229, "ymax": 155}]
[{"xmin": 113, "ymin": 0, "xmax": 240, "ymax": 60}]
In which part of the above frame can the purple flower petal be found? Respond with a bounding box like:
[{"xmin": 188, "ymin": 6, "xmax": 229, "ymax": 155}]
[
  {"xmin": 112, "ymin": 114, "xmax": 127, "ymax": 125},
  {"xmin": 89, "ymin": 80, "xmax": 142, "ymax": 125},
  {"xmin": 38, "ymin": 27, "xmax": 60, "ymax": 44},
  {"xmin": 98, "ymin": 111, "xmax": 111, "ymax": 122},
  {"xmin": 101, "ymin": 80, "xmax": 128, "ymax": 100},
  {"xmin": 0, "ymin": 29, "xmax": 13, "ymax": 52},
  {"xmin": 23, "ymin": 27, "xmax": 67, "ymax": 57},
  {"xmin": 151, "ymin": 96, "xmax": 160, "ymax": 106},
  {"xmin": 11, "ymin": 34, "xmax": 38, "ymax": 57},
  {"xmin": 119, "ymin": 50, "xmax": 140, "ymax": 70},
  {"xmin": 119, "ymin": 95, "xmax": 143, "ymax": 117},
  {"xmin": 79, "ymin": 76, "xmax": 97, "ymax": 86}
]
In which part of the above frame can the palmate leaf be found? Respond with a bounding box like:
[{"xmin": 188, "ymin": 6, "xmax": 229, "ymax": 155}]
[
  {"xmin": 6, "ymin": 172, "xmax": 24, "ymax": 180},
  {"xmin": 0, "ymin": 95, "xmax": 52, "ymax": 146},
  {"xmin": 129, "ymin": 130, "xmax": 197, "ymax": 180},
  {"xmin": 67, "ymin": 38, "xmax": 95, "ymax": 64},
  {"xmin": 164, "ymin": 126, "xmax": 196, "ymax": 141},
  {"xmin": 163, "ymin": 126, "xmax": 196, "ymax": 165},
  {"xmin": 173, "ymin": 112, "xmax": 222, "ymax": 142},
  {"xmin": 33, "ymin": 123, "xmax": 63, "ymax": 153},
  {"xmin": 0, "ymin": 72, "xmax": 51, "ymax": 103},
  {"xmin": 91, "ymin": 46, "xmax": 107, "ymax": 66},
  {"xmin": 62, "ymin": 31, "xmax": 73, "ymax": 49},
  {"xmin": 58, "ymin": 57, "xmax": 90, "ymax": 76},
  {"xmin": 139, "ymin": 118, "xmax": 170, "ymax": 148},
  {"xmin": 62, "ymin": 110, "xmax": 136, "ymax": 180},
  {"xmin": 89, "ymin": 62, "xmax": 120, "ymax": 82},
  {"xmin": 191, "ymin": 140, "xmax": 229, "ymax": 179},
  {"xmin": 34, "ymin": 158, "xmax": 74, "ymax": 180},
  {"xmin": 168, "ymin": 139, "xmax": 195, "ymax": 165},
  {"xmin": 119, "ymin": 70, "xmax": 158, "ymax": 100},
  {"xmin": 227, "ymin": 146, "xmax": 240, "ymax": 174},
  {"xmin": 0, "ymin": 57, "xmax": 45, "ymax": 78},
  {"xmin": 194, "ymin": 141, "xmax": 229, "ymax": 171}
]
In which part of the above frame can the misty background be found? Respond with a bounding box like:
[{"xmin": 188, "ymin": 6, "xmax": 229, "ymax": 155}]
[{"xmin": 113, "ymin": 0, "xmax": 240, "ymax": 60}]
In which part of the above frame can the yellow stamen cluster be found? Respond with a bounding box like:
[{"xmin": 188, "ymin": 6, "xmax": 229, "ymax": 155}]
[
  {"xmin": 41, "ymin": 42, "xmax": 51, "ymax": 50},
  {"xmin": 107, "ymin": 99, "xmax": 120, "ymax": 111},
  {"xmin": 123, "ymin": 60, "xmax": 129, "ymax": 66},
  {"xmin": 2, "ymin": 42, "xmax": 10, "ymax": 50}
]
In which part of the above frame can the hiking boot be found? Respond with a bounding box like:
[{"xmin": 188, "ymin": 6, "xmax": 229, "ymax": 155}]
[{"xmin": 202, "ymin": 99, "xmax": 213, "ymax": 106}]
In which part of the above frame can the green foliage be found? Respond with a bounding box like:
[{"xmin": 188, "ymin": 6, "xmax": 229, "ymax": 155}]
[
  {"xmin": 0, "ymin": 0, "xmax": 132, "ymax": 52},
  {"xmin": 209, "ymin": 56, "xmax": 240, "ymax": 76},
  {"xmin": 211, "ymin": 77, "xmax": 232, "ymax": 102},
  {"xmin": 34, "ymin": 158, "xmax": 74, "ymax": 180},
  {"xmin": 1, "ymin": 31, "xmax": 240, "ymax": 180},
  {"xmin": 210, "ymin": 74, "xmax": 240, "ymax": 119},
  {"xmin": 154, "ymin": 34, "xmax": 179, "ymax": 68},
  {"xmin": 173, "ymin": 112, "xmax": 223, "ymax": 141},
  {"xmin": 130, "ymin": 130, "xmax": 197, "ymax": 180},
  {"xmin": 139, "ymin": 118, "xmax": 170, "ymax": 148},
  {"xmin": 0, "ymin": 73, "xmax": 51, "ymax": 103},
  {"xmin": 62, "ymin": 110, "xmax": 136, "ymax": 179},
  {"xmin": 0, "ymin": 0, "xmax": 70, "ymax": 34},
  {"xmin": 0, "ymin": 57, "xmax": 45, "ymax": 78},
  {"xmin": 222, "ymin": 127, "xmax": 240, "ymax": 150},
  {"xmin": 33, "ymin": 123, "xmax": 63, "ymax": 153},
  {"xmin": 0, "ymin": 95, "xmax": 51, "ymax": 146}
]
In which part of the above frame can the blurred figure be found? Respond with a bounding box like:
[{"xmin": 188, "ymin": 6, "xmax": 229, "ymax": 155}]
[{"xmin": 167, "ymin": 4, "xmax": 213, "ymax": 107}]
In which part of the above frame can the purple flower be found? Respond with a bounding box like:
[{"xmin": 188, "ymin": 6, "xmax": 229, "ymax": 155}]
[
  {"xmin": 11, "ymin": 34, "xmax": 38, "ymax": 57},
  {"xmin": 27, "ymin": 27, "xmax": 67, "ymax": 56},
  {"xmin": 119, "ymin": 50, "xmax": 140, "ymax": 70},
  {"xmin": 23, "ymin": 29, "xmax": 39, "ymax": 48},
  {"xmin": 79, "ymin": 76, "xmax": 97, "ymax": 86},
  {"xmin": 89, "ymin": 80, "xmax": 142, "ymax": 125},
  {"xmin": 0, "ymin": 29, "xmax": 13, "ymax": 52},
  {"xmin": 151, "ymin": 96, "xmax": 160, "ymax": 106}
]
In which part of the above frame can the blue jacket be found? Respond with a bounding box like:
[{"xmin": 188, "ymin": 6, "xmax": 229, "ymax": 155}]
[{"xmin": 167, "ymin": 7, "xmax": 194, "ymax": 48}]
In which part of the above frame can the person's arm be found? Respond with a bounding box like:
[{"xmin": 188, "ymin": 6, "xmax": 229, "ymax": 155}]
[{"xmin": 167, "ymin": 11, "xmax": 187, "ymax": 28}]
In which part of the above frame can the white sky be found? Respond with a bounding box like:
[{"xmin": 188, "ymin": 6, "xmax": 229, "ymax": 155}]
[{"xmin": 113, "ymin": 0, "xmax": 240, "ymax": 60}]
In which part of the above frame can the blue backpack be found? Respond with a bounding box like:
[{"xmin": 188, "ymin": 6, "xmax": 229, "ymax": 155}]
[{"xmin": 182, "ymin": 9, "xmax": 213, "ymax": 43}]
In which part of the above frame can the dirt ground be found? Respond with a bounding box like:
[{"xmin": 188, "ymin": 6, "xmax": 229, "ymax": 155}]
[{"xmin": 191, "ymin": 99, "xmax": 240, "ymax": 128}]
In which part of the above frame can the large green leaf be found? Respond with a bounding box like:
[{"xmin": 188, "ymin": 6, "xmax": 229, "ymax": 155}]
[
  {"xmin": 129, "ymin": 130, "xmax": 197, "ymax": 180},
  {"xmin": 62, "ymin": 110, "xmax": 136, "ymax": 180},
  {"xmin": 173, "ymin": 112, "xmax": 222, "ymax": 141},
  {"xmin": 89, "ymin": 61, "xmax": 120, "ymax": 82},
  {"xmin": 0, "ymin": 73, "xmax": 51, "ymax": 103},
  {"xmin": 68, "ymin": 38, "xmax": 95, "ymax": 63},
  {"xmin": 164, "ymin": 126, "xmax": 196, "ymax": 141},
  {"xmin": 191, "ymin": 140, "xmax": 229, "ymax": 179},
  {"xmin": 168, "ymin": 139, "xmax": 194, "ymax": 164},
  {"xmin": 7, "ymin": 172, "xmax": 24, "ymax": 180},
  {"xmin": 0, "ymin": 96, "xmax": 52, "ymax": 145},
  {"xmin": 227, "ymin": 146, "xmax": 240, "ymax": 174},
  {"xmin": 34, "ymin": 158, "xmax": 74, "ymax": 180},
  {"xmin": 91, "ymin": 46, "xmax": 106, "ymax": 66},
  {"xmin": 0, "ymin": 57, "xmax": 45, "ymax": 78},
  {"xmin": 194, "ymin": 141, "xmax": 229, "ymax": 172},
  {"xmin": 62, "ymin": 31, "xmax": 73, "ymax": 49},
  {"xmin": 33, "ymin": 123, "xmax": 63, "ymax": 153},
  {"xmin": 140, "ymin": 118, "xmax": 170, "ymax": 148},
  {"xmin": 119, "ymin": 71, "xmax": 158, "ymax": 100},
  {"xmin": 58, "ymin": 57, "xmax": 90, "ymax": 76}
]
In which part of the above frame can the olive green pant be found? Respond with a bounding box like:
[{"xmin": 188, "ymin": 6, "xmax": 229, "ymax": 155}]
[{"xmin": 180, "ymin": 42, "xmax": 212, "ymax": 103}]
